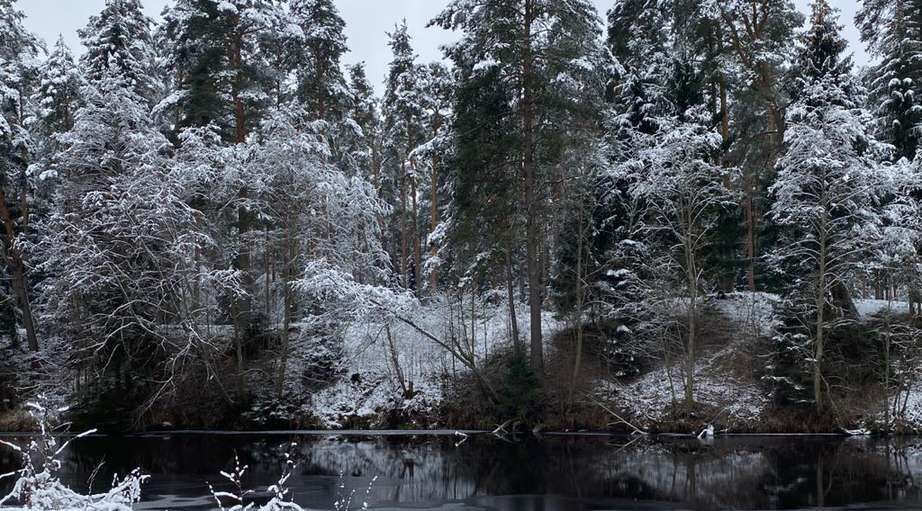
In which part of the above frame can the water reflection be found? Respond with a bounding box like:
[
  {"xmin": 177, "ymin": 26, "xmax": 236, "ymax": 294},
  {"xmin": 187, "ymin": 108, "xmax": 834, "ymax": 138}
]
[{"xmin": 0, "ymin": 433, "xmax": 920, "ymax": 510}]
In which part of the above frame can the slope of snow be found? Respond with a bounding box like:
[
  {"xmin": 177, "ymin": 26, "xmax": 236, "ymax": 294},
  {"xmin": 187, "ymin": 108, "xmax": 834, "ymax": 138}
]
[
  {"xmin": 303, "ymin": 296, "xmax": 561, "ymax": 428},
  {"xmin": 611, "ymin": 365, "xmax": 768, "ymax": 427}
]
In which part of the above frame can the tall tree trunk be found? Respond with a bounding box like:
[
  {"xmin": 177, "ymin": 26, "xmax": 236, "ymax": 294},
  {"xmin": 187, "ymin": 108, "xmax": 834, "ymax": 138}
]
[
  {"xmin": 412, "ymin": 177, "xmax": 421, "ymax": 293},
  {"xmin": 884, "ymin": 295, "xmax": 892, "ymax": 431},
  {"xmin": 385, "ymin": 324, "xmax": 407, "ymax": 395},
  {"xmin": 684, "ymin": 230, "xmax": 697, "ymax": 408},
  {"xmin": 277, "ymin": 216, "xmax": 295, "ymax": 398},
  {"xmin": 522, "ymin": 0, "xmax": 543, "ymax": 377},
  {"xmin": 719, "ymin": 73, "xmax": 729, "ymax": 145},
  {"xmin": 814, "ymin": 230, "xmax": 827, "ymax": 414},
  {"xmin": 399, "ymin": 160, "xmax": 409, "ymax": 288},
  {"xmin": 745, "ymin": 174, "xmax": 757, "ymax": 292},
  {"xmin": 265, "ymin": 227, "xmax": 271, "ymax": 319},
  {"xmin": 230, "ymin": 29, "xmax": 252, "ymax": 384},
  {"xmin": 0, "ymin": 187, "xmax": 38, "ymax": 352},
  {"xmin": 506, "ymin": 247, "xmax": 521, "ymax": 356},
  {"xmin": 568, "ymin": 205, "xmax": 585, "ymax": 408},
  {"xmin": 429, "ymin": 154, "xmax": 439, "ymax": 293}
]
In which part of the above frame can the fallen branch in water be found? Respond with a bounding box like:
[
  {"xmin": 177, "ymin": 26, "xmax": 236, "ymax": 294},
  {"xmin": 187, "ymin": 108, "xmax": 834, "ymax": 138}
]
[{"xmin": 583, "ymin": 392, "xmax": 647, "ymax": 435}]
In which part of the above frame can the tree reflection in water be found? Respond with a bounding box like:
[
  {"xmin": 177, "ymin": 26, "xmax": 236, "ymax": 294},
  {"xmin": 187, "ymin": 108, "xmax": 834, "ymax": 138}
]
[{"xmin": 0, "ymin": 434, "xmax": 919, "ymax": 510}]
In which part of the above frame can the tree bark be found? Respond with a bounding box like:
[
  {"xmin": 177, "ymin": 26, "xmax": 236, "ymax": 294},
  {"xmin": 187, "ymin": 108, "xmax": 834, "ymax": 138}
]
[
  {"xmin": 568, "ymin": 205, "xmax": 585, "ymax": 407},
  {"xmin": 277, "ymin": 217, "xmax": 295, "ymax": 398},
  {"xmin": 745, "ymin": 174, "xmax": 757, "ymax": 292},
  {"xmin": 720, "ymin": 74, "xmax": 729, "ymax": 145},
  {"xmin": 399, "ymin": 159, "xmax": 409, "ymax": 288},
  {"xmin": 814, "ymin": 230, "xmax": 827, "ymax": 414},
  {"xmin": 506, "ymin": 247, "xmax": 521, "ymax": 356},
  {"xmin": 230, "ymin": 27, "xmax": 252, "ymax": 382},
  {"xmin": 412, "ymin": 177, "xmax": 421, "ymax": 293},
  {"xmin": 429, "ymin": 154, "xmax": 439, "ymax": 294},
  {"xmin": 684, "ymin": 227, "xmax": 698, "ymax": 408},
  {"xmin": 522, "ymin": 0, "xmax": 543, "ymax": 378}
]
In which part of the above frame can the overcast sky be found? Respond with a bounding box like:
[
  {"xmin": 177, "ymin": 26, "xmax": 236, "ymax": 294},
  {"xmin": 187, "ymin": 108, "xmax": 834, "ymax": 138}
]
[{"xmin": 21, "ymin": 0, "xmax": 869, "ymax": 96}]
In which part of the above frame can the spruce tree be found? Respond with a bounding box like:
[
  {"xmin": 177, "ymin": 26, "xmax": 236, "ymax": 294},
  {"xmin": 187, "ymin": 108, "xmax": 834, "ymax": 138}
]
[
  {"xmin": 30, "ymin": 36, "xmax": 82, "ymax": 161},
  {"xmin": 857, "ymin": 0, "xmax": 922, "ymax": 161},
  {"xmin": 79, "ymin": 0, "xmax": 159, "ymax": 102},
  {"xmin": 794, "ymin": 0, "xmax": 852, "ymax": 84},
  {"xmin": 381, "ymin": 21, "xmax": 424, "ymax": 291},
  {"xmin": 345, "ymin": 63, "xmax": 381, "ymax": 184},
  {"xmin": 289, "ymin": 0, "xmax": 348, "ymax": 120},
  {"xmin": 768, "ymin": 1, "xmax": 885, "ymax": 412}
]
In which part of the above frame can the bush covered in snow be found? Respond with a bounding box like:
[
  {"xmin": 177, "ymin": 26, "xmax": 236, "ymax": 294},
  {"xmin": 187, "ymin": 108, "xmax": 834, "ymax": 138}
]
[{"xmin": 0, "ymin": 400, "xmax": 147, "ymax": 511}]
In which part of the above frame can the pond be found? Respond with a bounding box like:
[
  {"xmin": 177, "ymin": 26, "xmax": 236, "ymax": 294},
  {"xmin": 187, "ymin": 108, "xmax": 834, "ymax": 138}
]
[{"xmin": 1, "ymin": 432, "xmax": 921, "ymax": 510}]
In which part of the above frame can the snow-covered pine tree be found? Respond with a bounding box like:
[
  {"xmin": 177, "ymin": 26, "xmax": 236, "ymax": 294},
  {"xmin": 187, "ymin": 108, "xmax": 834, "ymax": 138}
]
[
  {"xmin": 79, "ymin": 0, "xmax": 159, "ymax": 103},
  {"xmin": 767, "ymin": 1, "xmax": 887, "ymax": 412},
  {"xmin": 857, "ymin": 0, "xmax": 922, "ymax": 161},
  {"xmin": 410, "ymin": 62, "xmax": 453, "ymax": 294},
  {"xmin": 343, "ymin": 63, "xmax": 380, "ymax": 184},
  {"xmin": 606, "ymin": 0, "xmax": 671, "ymax": 72},
  {"xmin": 160, "ymin": 0, "xmax": 285, "ymax": 141},
  {"xmin": 707, "ymin": 0, "xmax": 803, "ymax": 292},
  {"xmin": 288, "ymin": 0, "xmax": 348, "ymax": 121},
  {"xmin": 381, "ymin": 21, "xmax": 424, "ymax": 292},
  {"xmin": 549, "ymin": 0, "xmax": 679, "ymax": 386},
  {"xmin": 160, "ymin": 0, "xmax": 287, "ymax": 342},
  {"xmin": 29, "ymin": 36, "xmax": 82, "ymax": 195},
  {"xmin": 442, "ymin": 63, "xmax": 524, "ymax": 350},
  {"xmin": 793, "ymin": 0, "xmax": 852, "ymax": 85},
  {"xmin": 30, "ymin": 37, "xmax": 81, "ymax": 149}
]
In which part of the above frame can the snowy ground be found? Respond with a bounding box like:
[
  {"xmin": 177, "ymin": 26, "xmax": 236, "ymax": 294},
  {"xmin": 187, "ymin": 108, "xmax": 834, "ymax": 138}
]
[
  {"xmin": 710, "ymin": 292, "xmax": 778, "ymax": 337},
  {"xmin": 605, "ymin": 294, "xmax": 922, "ymax": 432},
  {"xmin": 609, "ymin": 293, "xmax": 772, "ymax": 428},
  {"xmin": 300, "ymin": 296, "xmax": 561, "ymax": 428},
  {"xmin": 856, "ymin": 299, "xmax": 910, "ymax": 319},
  {"xmin": 610, "ymin": 360, "xmax": 768, "ymax": 428},
  {"xmin": 895, "ymin": 384, "xmax": 922, "ymax": 432}
]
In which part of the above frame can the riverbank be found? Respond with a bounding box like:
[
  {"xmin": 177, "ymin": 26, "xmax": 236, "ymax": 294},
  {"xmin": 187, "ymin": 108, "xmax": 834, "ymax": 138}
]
[{"xmin": 1, "ymin": 293, "xmax": 918, "ymax": 435}]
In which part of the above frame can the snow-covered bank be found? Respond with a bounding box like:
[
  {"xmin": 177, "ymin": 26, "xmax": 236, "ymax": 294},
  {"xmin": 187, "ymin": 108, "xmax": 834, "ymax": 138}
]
[
  {"xmin": 596, "ymin": 293, "xmax": 922, "ymax": 433},
  {"xmin": 247, "ymin": 296, "xmax": 561, "ymax": 429}
]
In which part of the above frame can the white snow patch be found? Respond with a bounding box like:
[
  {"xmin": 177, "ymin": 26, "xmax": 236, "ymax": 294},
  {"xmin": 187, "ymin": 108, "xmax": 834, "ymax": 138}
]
[
  {"xmin": 856, "ymin": 299, "xmax": 909, "ymax": 319},
  {"xmin": 610, "ymin": 364, "xmax": 768, "ymax": 426}
]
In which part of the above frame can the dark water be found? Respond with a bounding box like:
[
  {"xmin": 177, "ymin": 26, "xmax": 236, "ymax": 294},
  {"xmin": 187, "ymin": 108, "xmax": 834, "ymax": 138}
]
[{"xmin": 1, "ymin": 432, "xmax": 921, "ymax": 510}]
